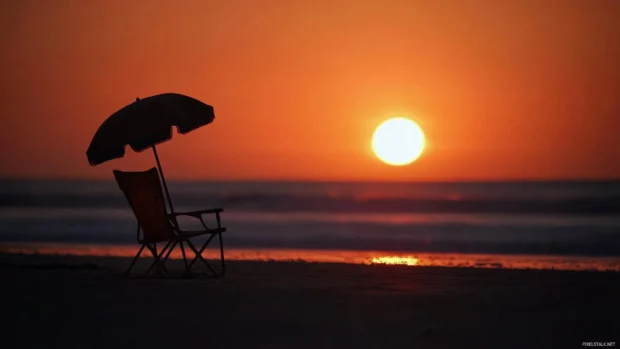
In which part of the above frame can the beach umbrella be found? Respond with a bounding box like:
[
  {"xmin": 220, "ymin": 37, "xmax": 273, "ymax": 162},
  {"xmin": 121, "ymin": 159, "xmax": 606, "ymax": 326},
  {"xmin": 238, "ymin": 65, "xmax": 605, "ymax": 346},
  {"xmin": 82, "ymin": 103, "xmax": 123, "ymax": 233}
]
[{"xmin": 86, "ymin": 93, "xmax": 215, "ymax": 213}]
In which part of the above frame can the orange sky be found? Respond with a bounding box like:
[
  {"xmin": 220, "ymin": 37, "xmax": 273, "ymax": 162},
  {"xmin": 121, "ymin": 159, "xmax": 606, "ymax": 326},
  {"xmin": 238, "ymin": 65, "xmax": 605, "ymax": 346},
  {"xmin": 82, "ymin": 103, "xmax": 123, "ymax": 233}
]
[{"xmin": 2, "ymin": 0, "xmax": 619, "ymax": 181}]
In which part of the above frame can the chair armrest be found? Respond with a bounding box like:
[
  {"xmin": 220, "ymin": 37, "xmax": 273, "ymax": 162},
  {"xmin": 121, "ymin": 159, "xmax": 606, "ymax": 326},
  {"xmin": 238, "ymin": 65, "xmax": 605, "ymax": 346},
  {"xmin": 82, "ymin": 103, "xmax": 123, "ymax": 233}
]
[
  {"xmin": 168, "ymin": 208, "xmax": 224, "ymax": 231},
  {"xmin": 169, "ymin": 208, "xmax": 224, "ymax": 218}
]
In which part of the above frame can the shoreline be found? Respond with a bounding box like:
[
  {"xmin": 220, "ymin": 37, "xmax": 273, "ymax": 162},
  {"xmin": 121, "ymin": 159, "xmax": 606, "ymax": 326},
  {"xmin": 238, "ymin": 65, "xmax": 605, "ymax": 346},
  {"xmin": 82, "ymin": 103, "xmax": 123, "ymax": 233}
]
[{"xmin": 2, "ymin": 242, "xmax": 620, "ymax": 272}]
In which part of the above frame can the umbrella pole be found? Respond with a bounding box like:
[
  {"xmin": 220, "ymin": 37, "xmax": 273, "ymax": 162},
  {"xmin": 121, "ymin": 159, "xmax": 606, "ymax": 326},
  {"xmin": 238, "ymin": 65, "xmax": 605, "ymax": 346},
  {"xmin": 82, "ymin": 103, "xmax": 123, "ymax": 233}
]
[{"xmin": 152, "ymin": 145, "xmax": 175, "ymax": 214}]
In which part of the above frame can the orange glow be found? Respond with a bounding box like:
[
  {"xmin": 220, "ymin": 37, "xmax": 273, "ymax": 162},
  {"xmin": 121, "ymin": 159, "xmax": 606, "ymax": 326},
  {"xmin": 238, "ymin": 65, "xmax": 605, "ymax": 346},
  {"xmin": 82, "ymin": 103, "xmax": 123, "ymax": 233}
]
[
  {"xmin": 2, "ymin": 243, "xmax": 620, "ymax": 271},
  {"xmin": 1, "ymin": 1, "xmax": 620, "ymax": 181},
  {"xmin": 370, "ymin": 256, "xmax": 419, "ymax": 266}
]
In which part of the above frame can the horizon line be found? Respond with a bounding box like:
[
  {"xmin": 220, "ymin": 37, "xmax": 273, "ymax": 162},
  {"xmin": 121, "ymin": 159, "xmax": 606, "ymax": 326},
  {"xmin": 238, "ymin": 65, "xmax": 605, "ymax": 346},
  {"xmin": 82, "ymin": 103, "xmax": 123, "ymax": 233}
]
[{"xmin": 1, "ymin": 176, "xmax": 619, "ymax": 184}]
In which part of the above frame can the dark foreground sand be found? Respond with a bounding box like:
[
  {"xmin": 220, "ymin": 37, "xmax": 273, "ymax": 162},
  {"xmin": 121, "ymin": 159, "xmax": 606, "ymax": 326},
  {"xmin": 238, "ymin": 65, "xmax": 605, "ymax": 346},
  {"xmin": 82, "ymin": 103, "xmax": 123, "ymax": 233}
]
[{"xmin": 1, "ymin": 253, "xmax": 619, "ymax": 349}]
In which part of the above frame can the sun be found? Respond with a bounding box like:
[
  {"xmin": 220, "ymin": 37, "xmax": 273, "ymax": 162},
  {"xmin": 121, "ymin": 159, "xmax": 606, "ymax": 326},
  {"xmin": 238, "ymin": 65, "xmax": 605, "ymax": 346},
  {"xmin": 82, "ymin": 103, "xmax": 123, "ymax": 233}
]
[{"xmin": 372, "ymin": 117, "xmax": 425, "ymax": 166}]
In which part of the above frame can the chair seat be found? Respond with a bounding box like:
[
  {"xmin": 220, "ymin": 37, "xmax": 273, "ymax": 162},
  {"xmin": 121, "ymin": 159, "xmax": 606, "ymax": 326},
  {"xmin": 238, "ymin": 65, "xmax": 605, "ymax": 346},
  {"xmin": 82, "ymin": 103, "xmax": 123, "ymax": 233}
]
[{"xmin": 177, "ymin": 227, "xmax": 227, "ymax": 240}]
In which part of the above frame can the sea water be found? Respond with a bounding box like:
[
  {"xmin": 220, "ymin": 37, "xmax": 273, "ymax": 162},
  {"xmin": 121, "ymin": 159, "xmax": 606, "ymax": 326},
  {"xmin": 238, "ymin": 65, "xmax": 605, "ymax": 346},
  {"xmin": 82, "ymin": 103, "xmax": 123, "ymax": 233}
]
[{"xmin": 1, "ymin": 179, "xmax": 619, "ymax": 270}]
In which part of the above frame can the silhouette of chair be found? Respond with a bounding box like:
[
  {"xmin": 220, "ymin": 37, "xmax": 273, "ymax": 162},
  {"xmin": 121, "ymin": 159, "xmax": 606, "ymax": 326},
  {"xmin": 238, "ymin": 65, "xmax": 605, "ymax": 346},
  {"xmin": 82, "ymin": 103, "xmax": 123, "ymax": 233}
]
[{"xmin": 113, "ymin": 168, "xmax": 226, "ymax": 277}]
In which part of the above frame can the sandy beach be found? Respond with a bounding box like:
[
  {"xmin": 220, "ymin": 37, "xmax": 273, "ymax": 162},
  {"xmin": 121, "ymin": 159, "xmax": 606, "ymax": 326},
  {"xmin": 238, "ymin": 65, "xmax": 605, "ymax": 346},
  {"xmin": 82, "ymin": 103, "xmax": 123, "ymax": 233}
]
[{"xmin": 2, "ymin": 253, "xmax": 618, "ymax": 349}]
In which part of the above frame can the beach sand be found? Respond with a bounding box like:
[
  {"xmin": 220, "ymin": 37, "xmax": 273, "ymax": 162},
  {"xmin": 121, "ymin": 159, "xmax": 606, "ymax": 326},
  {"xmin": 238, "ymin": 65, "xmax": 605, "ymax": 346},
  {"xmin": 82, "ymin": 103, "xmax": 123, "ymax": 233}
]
[{"xmin": 2, "ymin": 253, "xmax": 618, "ymax": 349}]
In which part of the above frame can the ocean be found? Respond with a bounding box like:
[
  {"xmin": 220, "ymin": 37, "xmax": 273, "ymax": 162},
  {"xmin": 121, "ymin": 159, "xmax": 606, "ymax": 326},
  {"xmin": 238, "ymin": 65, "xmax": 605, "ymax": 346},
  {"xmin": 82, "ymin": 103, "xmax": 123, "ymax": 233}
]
[{"xmin": 1, "ymin": 179, "xmax": 619, "ymax": 270}]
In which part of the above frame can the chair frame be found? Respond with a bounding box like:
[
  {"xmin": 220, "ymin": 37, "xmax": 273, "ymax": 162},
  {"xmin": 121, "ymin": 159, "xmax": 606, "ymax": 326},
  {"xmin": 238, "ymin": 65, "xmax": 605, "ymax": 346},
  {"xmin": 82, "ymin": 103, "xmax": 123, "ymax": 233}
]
[
  {"xmin": 124, "ymin": 209, "xmax": 226, "ymax": 278},
  {"xmin": 115, "ymin": 169, "xmax": 226, "ymax": 278}
]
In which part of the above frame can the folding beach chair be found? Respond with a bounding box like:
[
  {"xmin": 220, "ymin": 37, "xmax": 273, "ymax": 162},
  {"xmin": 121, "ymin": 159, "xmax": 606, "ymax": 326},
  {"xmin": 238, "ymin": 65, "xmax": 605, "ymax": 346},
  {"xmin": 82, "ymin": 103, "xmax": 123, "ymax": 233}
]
[{"xmin": 113, "ymin": 168, "xmax": 226, "ymax": 277}]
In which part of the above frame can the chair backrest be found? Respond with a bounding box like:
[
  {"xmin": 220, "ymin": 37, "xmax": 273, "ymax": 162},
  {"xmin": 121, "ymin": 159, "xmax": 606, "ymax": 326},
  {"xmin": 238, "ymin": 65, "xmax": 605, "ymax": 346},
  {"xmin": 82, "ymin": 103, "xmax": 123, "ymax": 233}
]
[{"xmin": 113, "ymin": 168, "xmax": 175, "ymax": 243}]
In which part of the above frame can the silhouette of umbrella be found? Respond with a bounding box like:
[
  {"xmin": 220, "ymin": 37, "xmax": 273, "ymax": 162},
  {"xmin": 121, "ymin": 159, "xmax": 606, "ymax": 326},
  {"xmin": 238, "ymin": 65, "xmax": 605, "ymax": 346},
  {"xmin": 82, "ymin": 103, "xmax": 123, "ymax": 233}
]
[{"xmin": 86, "ymin": 93, "xmax": 215, "ymax": 213}]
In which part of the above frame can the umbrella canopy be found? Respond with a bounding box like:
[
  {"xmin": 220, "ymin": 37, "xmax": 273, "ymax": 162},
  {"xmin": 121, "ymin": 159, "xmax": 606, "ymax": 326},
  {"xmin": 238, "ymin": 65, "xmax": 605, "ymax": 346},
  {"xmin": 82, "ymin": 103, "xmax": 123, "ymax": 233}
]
[{"xmin": 87, "ymin": 93, "xmax": 215, "ymax": 166}]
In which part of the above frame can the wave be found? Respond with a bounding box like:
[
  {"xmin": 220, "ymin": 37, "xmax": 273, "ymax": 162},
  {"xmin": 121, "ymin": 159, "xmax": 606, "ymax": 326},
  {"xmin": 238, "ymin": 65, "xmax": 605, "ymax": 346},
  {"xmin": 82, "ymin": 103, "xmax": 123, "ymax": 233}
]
[
  {"xmin": 0, "ymin": 212, "xmax": 620, "ymax": 256},
  {"xmin": 1, "ymin": 217, "xmax": 619, "ymax": 257},
  {"xmin": 2, "ymin": 192, "xmax": 620, "ymax": 215},
  {"xmin": 3, "ymin": 181, "xmax": 619, "ymax": 258}
]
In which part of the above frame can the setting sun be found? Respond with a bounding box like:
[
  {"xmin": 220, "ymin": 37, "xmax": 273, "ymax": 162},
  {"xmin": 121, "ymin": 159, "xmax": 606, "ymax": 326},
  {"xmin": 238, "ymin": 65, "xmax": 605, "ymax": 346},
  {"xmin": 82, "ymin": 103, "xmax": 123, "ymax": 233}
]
[{"xmin": 372, "ymin": 118, "xmax": 425, "ymax": 166}]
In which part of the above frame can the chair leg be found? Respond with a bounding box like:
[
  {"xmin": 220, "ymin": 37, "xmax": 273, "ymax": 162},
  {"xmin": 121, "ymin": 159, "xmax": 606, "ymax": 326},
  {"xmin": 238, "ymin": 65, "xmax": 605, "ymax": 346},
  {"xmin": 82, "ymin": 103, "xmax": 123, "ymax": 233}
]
[
  {"xmin": 186, "ymin": 240, "xmax": 215, "ymax": 275},
  {"xmin": 218, "ymin": 232, "xmax": 226, "ymax": 277},
  {"xmin": 187, "ymin": 235, "xmax": 215, "ymax": 269},
  {"xmin": 145, "ymin": 242, "xmax": 174, "ymax": 277},
  {"xmin": 125, "ymin": 244, "xmax": 146, "ymax": 276},
  {"xmin": 161, "ymin": 241, "xmax": 177, "ymax": 265},
  {"xmin": 186, "ymin": 235, "xmax": 225, "ymax": 278},
  {"xmin": 145, "ymin": 244, "xmax": 163, "ymax": 277},
  {"xmin": 179, "ymin": 241, "xmax": 190, "ymax": 273}
]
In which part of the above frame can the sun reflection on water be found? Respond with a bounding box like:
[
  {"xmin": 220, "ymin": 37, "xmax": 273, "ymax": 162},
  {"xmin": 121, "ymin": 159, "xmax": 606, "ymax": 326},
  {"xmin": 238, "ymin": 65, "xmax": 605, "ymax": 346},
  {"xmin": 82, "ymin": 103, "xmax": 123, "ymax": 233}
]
[{"xmin": 370, "ymin": 256, "xmax": 419, "ymax": 266}]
